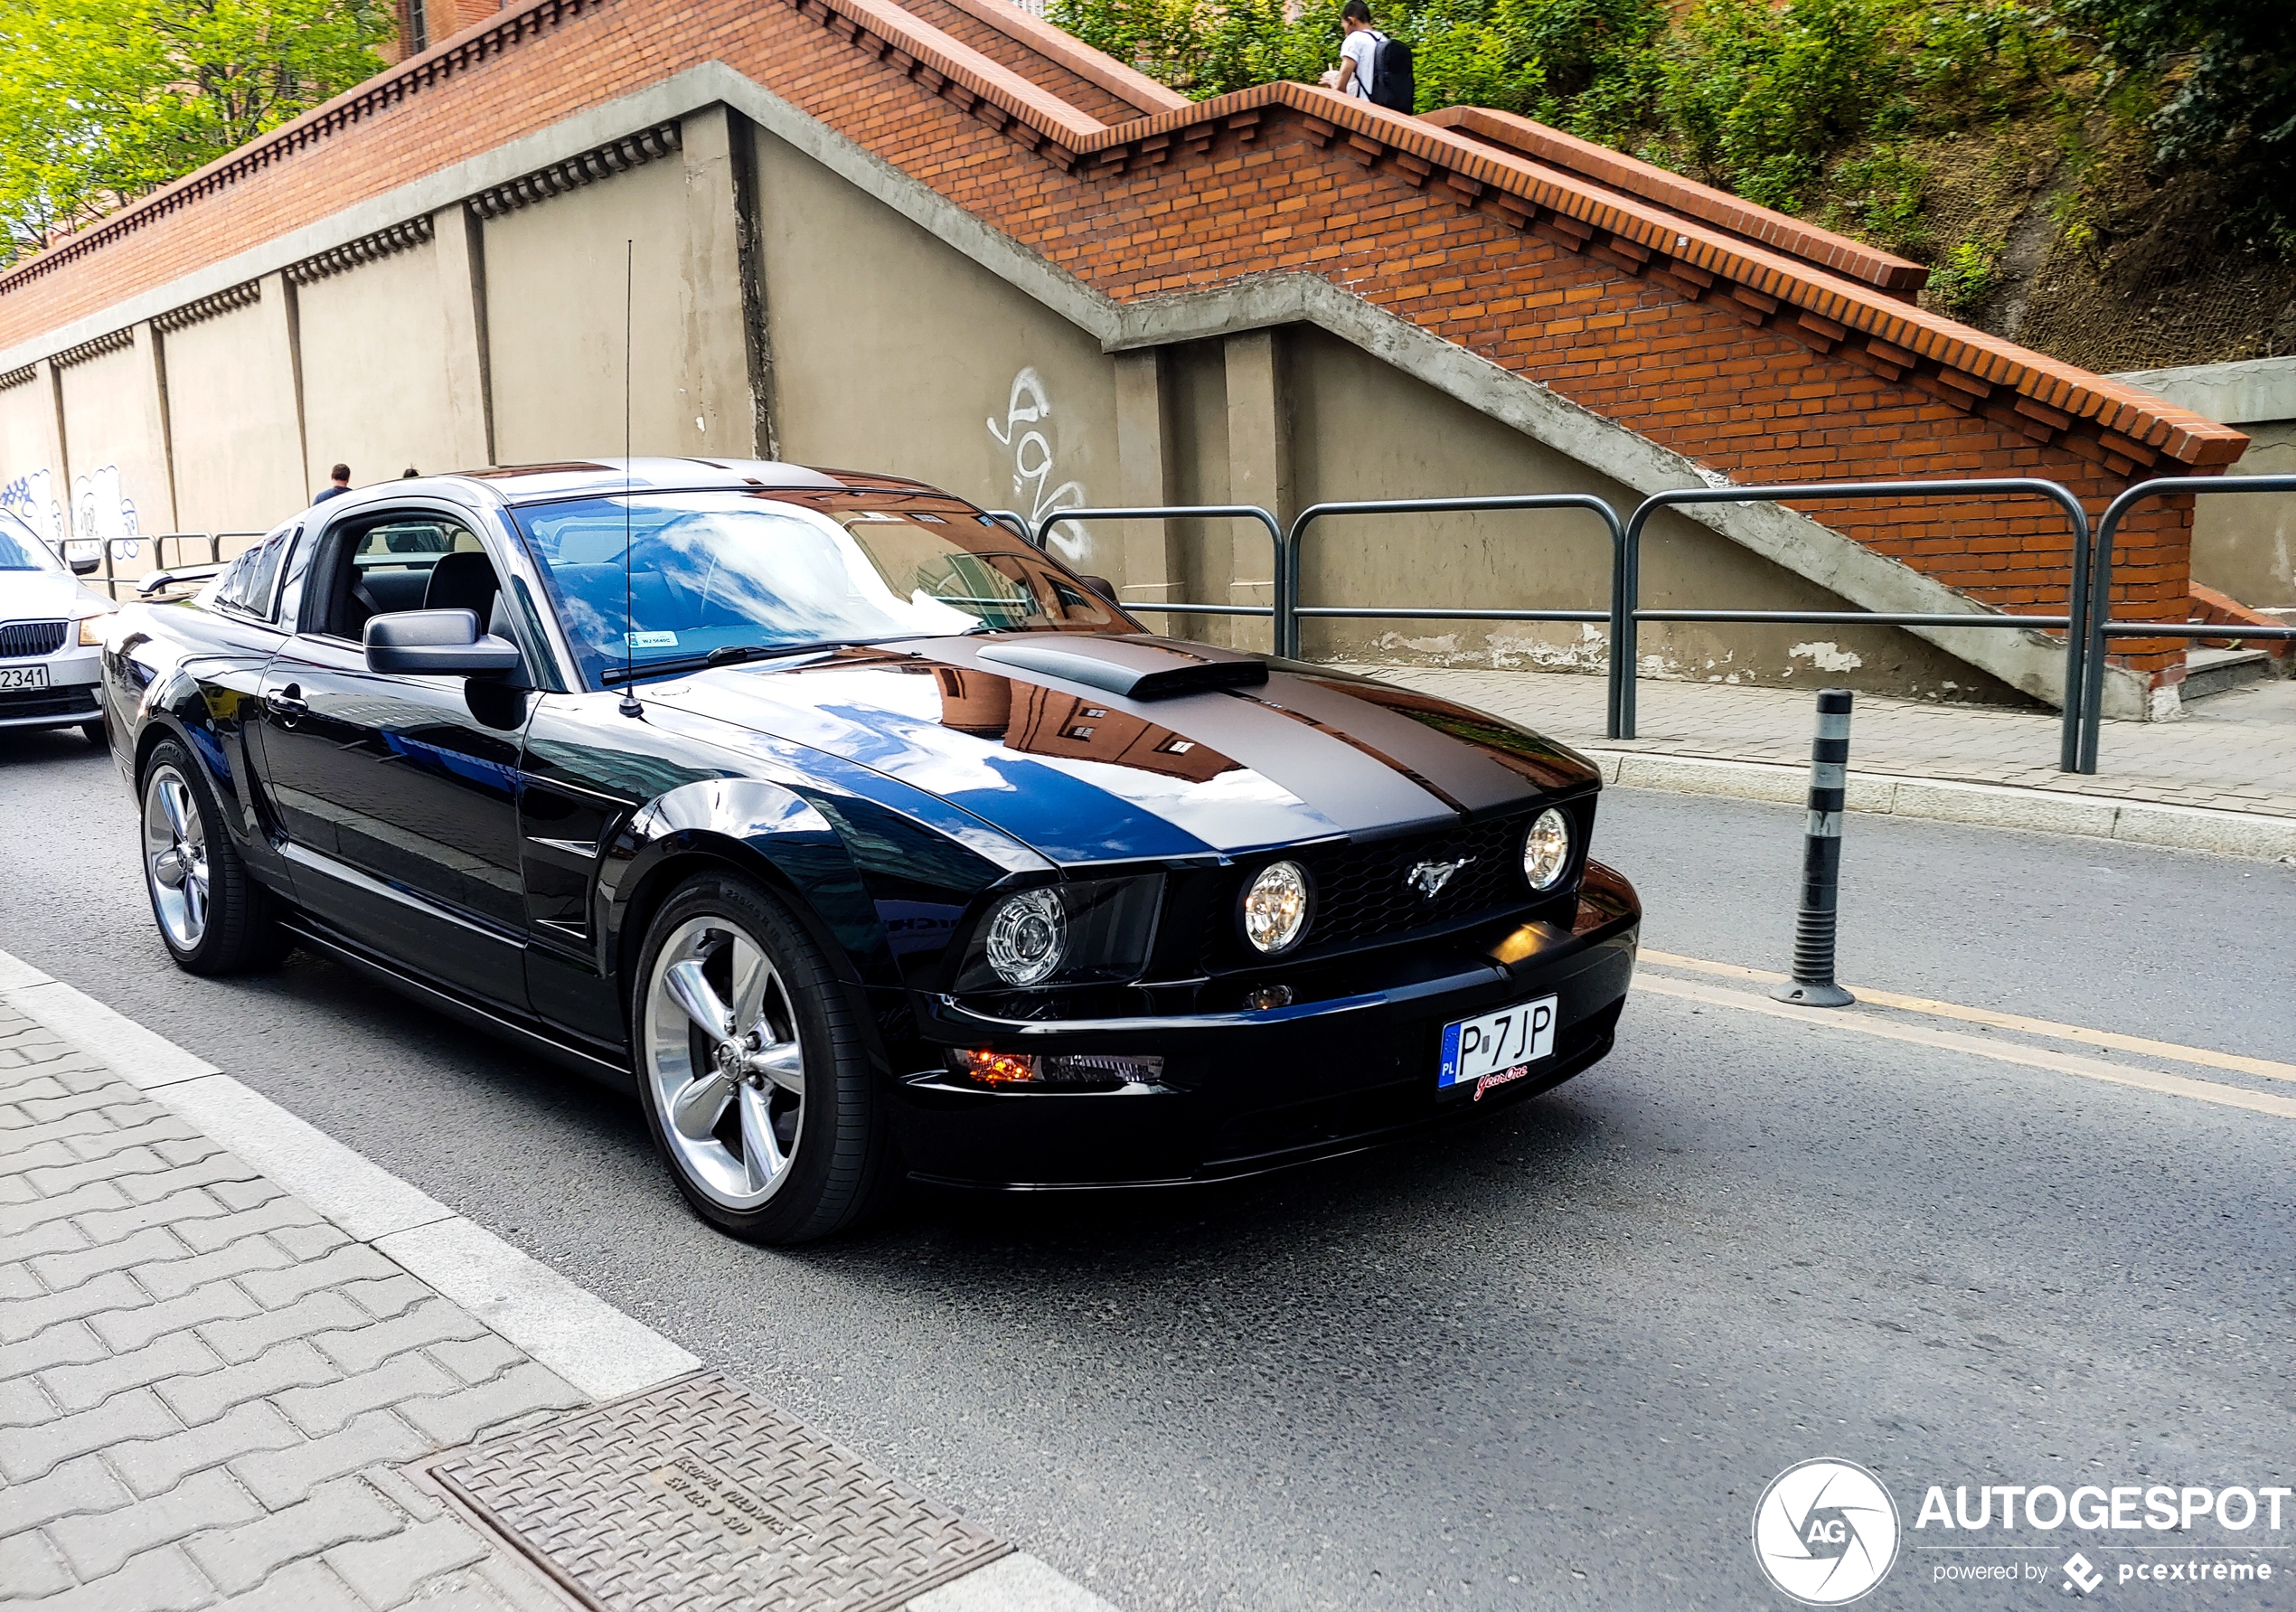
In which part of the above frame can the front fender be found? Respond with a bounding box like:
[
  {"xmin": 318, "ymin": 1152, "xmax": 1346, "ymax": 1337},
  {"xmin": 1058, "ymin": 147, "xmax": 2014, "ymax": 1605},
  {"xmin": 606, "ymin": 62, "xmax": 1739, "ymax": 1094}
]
[
  {"xmin": 131, "ymin": 667, "xmax": 256, "ymax": 847},
  {"xmin": 598, "ymin": 778, "xmax": 899, "ymax": 994}
]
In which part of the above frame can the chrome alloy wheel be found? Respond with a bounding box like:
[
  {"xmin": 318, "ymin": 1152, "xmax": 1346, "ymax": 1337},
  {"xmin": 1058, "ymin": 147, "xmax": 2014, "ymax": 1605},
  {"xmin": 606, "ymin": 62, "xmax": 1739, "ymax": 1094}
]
[
  {"xmin": 642, "ymin": 916, "xmax": 806, "ymax": 1209},
  {"xmin": 143, "ymin": 765, "xmax": 211, "ymax": 952}
]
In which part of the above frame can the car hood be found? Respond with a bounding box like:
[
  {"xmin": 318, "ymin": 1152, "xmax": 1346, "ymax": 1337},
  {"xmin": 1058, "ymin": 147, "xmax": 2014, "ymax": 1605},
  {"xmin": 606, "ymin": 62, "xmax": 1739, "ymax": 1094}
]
[
  {"xmin": 0, "ymin": 570, "xmax": 109, "ymax": 618},
  {"xmin": 645, "ymin": 635, "xmax": 1600, "ymax": 866}
]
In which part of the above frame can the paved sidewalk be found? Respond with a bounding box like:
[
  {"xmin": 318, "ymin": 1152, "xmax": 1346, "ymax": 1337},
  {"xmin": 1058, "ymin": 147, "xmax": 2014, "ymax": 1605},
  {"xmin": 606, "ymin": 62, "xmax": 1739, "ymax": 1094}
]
[
  {"xmin": 1343, "ymin": 665, "xmax": 2296, "ymax": 820},
  {"xmin": 0, "ymin": 1000, "xmax": 585, "ymax": 1612}
]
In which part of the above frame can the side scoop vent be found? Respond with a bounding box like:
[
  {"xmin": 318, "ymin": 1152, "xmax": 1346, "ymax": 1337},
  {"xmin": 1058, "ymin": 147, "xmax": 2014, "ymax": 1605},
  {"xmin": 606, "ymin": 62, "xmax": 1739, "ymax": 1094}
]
[{"xmin": 975, "ymin": 640, "xmax": 1269, "ymax": 701}]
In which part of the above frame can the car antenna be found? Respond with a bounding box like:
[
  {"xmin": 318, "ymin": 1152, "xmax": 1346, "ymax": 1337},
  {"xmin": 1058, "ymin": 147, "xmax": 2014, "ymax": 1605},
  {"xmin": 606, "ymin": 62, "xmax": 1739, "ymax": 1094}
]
[{"xmin": 617, "ymin": 236, "xmax": 643, "ymax": 720}]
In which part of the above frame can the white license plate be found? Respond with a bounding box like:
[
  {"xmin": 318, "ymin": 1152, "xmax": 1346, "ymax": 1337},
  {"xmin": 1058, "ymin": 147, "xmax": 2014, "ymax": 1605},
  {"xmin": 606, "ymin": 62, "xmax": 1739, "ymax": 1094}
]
[
  {"xmin": 1438, "ymin": 995, "xmax": 1558, "ymax": 1097},
  {"xmin": 0, "ymin": 665, "xmax": 50, "ymax": 692}
]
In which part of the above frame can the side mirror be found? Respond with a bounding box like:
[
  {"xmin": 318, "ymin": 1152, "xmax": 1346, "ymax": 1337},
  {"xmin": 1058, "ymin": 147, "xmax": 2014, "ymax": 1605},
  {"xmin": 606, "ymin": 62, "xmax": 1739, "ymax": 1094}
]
[
  {"xmin": 1077, "ymin": 574, "xmax": 1119, "ymax": 604},
  {"xmin": 69, "ymin": 555, "xmax": 100, "ymax": 577},
  {"xmin": 364, "ymin": 608, "xmax": 523, "ymax": 677}
]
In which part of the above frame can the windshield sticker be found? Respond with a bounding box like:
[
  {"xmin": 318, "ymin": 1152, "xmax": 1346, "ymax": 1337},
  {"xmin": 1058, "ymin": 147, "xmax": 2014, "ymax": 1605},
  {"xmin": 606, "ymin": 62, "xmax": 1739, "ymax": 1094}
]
[{"xmin": 626, "ymin": 630, "xmax": 678, "ymax": 648}]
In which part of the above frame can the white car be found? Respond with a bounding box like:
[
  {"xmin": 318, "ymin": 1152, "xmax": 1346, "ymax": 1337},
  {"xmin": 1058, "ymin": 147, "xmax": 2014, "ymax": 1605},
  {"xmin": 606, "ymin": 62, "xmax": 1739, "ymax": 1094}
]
[{"xmin": 0, "ymin": 510, "xmax": 115, "ymax": 742}]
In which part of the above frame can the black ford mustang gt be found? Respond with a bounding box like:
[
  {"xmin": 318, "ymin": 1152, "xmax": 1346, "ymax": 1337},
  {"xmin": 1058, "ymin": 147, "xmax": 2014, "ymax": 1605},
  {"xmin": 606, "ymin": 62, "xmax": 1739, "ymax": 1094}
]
[{"xmin": 101, "ymin": 460, "xmax": 1639, "ymax": 1242}]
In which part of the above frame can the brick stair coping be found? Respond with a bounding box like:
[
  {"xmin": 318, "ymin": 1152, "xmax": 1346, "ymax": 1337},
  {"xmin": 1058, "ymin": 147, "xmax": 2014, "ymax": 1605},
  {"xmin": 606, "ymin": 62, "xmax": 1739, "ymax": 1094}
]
[
  {"xmin": 2190, "ymin": 580, "xmax": 2292, "ymax": 657},
  {"xmin": 0, "ymin": 0, "xmax": 2253, "ymax": 475},
  {"xmin": 1421, "ymin": 104, "xmax": 1927, "ymax": 297},
  {"xmin": 931, "ymin": 0, "xmax": 1189, "ymax": 118}
]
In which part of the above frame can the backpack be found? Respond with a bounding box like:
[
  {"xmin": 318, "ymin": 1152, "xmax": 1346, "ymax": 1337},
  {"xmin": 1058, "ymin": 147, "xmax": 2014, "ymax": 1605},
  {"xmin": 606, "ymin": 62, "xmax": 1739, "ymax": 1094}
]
[{"xmin": 1370, "ymin": 33, "xmax": 1415, "ymax": 112}]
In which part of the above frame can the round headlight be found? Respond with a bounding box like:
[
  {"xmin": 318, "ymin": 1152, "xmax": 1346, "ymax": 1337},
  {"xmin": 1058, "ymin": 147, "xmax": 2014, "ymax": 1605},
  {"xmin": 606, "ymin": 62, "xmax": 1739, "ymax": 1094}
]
[
  {"xmin": 1241, "ymin": 861, "xmax": 1311, "ymax": 955},
  {"xmin": 1522, "ymin": 807, "xmax": 1571, "ymax": 891},
  {"xmin": 983, "ymin": 888, "xmax": 1067, "ymax": 986}
]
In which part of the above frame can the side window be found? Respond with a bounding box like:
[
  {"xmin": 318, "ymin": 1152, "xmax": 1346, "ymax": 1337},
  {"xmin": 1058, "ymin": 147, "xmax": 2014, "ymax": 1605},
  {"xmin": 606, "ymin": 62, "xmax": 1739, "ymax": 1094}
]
[
  {"xmin": 212, "ymin": 524, "xmax": 297, "ymax": 622},
  {"xmin": 316, "ymin": 514, "xmax": 504, "ymax": 643}
]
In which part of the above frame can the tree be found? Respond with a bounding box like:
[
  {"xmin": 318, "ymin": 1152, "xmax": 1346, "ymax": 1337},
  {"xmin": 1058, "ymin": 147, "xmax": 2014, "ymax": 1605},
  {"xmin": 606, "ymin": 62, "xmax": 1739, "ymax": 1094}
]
[{"xmin": 0, "ymin": 0, "xmax": 393, "ymax": 265}]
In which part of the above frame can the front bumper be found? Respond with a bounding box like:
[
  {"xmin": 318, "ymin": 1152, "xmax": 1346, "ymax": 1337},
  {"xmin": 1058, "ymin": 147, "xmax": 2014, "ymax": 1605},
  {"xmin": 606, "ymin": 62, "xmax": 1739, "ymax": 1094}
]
[
  {"xmin": 883, "ymin": 860, "xmax": 1641, "ymax": 1188},
  {"xmin": 0, "ymin": 650, "xmax": 102, "ymax": 731}
]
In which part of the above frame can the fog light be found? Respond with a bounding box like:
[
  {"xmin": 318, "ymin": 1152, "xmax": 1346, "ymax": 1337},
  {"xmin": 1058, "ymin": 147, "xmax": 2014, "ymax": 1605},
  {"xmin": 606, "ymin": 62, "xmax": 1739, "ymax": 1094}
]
[
  {"xmin": 1241, "ymin": 860, "xmax": 1310, "ymax": 954},
  {"xmin": 1246, "ymin": 984, "xmax": 1293, "ymax": 1011},
  {"xmin": 1522, "ymin": 807, "xmax": 1570, "ymax": 891},
  {"xmin": 948, "ymin": 1050, "xmax": 1164, "ymax": 1088}
]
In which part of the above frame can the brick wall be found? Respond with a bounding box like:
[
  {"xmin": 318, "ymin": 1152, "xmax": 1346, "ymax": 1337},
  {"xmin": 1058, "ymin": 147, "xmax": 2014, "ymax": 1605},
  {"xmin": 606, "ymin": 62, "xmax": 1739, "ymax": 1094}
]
[{"xmin": 0, "ymin": 0, "xmax": 2243, "ymax": 680}]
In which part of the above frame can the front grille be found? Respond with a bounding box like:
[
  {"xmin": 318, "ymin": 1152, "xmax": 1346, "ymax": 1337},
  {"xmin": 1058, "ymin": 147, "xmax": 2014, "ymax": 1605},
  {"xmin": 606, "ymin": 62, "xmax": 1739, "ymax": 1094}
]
[
  {"xmin": 0, "ymin": 619, "xmax": 68, "ymax": 658},
  {"xmin": 1299, "ymin": 813, "xmax": 1539, "ymax": 950},
  {"xmin": 1196, "ymin": 805, "xmax": 1583, "ymax": 968},
  {"xmin": 0, "ymin": 683, "xmax": 99, "ymax": 719}
]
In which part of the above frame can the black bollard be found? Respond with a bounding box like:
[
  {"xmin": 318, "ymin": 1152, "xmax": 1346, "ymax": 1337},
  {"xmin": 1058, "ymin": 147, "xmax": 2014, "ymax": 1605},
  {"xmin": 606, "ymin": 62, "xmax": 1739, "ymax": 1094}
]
[{"xmin": 1772, "ymin": 688, "xmax": 1855, "ymax": 1008}]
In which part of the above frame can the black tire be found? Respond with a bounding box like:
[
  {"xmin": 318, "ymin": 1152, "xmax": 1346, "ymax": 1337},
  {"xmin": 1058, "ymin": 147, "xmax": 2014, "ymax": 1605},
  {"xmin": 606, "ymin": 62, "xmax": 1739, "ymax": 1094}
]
[
  {"xmin": 629, "ymin": 871, "xmax": 899, "ymax": 1243},
  {"xmin": 81, "ymin": 721, "xmax": 106, "ymax": 746},
  {"xmin": 138, "ymin": 737, "xmax": 290, "ymax": 976}
]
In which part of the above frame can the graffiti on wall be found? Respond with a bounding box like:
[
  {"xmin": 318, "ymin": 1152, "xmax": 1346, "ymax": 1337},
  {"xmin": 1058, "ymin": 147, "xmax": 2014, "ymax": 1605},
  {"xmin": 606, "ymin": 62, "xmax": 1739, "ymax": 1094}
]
[
  {"xmin": 0, "ymin": 467, "xmax": 64, "ymax": 549},
  {"xmin": 987, "ymin": 368, "xmax": 1087, "ymax": 559},
  {"xmin": 72, "ymin": 464, "xmax": 139, "ymax": 559}
]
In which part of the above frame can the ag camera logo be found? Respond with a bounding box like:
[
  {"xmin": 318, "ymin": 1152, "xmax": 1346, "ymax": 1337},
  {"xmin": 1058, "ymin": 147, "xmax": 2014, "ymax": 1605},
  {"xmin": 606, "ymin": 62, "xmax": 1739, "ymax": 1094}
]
[{"xmin": 1753, "ymin": 1458, "xmax": 1902, "ymax": 1605}]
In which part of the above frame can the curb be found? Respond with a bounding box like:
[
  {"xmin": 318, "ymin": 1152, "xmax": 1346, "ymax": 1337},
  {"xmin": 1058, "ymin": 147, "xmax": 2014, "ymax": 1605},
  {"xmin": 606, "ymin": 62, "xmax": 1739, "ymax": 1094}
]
[{"xmin": 1586, "ymin": 749, "xmax": 2296, "ymax": 862}]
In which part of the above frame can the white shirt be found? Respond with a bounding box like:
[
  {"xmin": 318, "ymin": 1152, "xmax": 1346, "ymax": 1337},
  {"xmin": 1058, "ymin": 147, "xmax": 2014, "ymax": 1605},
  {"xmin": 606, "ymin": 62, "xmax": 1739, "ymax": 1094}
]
[{"xmin": 1341, "ymin": 30, "xmax": 1379, "ymax": 99}]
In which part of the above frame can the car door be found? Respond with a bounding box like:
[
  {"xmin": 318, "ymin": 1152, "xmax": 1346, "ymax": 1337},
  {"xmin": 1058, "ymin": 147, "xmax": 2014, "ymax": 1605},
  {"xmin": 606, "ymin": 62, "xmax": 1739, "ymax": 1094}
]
[{"xmin": 255, "ymin": 506, "xmax": 536, "ymax": 1013}]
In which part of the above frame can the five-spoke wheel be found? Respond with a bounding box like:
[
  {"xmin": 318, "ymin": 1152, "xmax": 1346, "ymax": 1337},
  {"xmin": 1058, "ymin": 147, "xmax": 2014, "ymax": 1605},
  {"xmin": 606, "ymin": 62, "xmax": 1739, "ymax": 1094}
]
[
  {"xmin": 630, "ymin": 872, "xmax": 897, "ymax": 1242},
  {"xmin": 645, "ymin": 918, "xmax": 809, "ymax": 1209},
  {"xmin": 143, "ymin": 764, "xmax": 211, "ymax": 954},
  {"xmin": 137, "ymin": 737, "xmax": 287, "ymax": 976}
]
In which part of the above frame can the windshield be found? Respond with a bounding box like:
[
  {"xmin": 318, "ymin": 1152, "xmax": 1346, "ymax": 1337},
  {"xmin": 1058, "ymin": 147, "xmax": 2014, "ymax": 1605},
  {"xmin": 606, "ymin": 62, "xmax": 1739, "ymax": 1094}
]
[
  {"xmin": 513, "ymin": 488, "xmax": 1127, "ymax": 688},
  {"xmin": 0, "ymin": 511, "xmax": 62, "ymax": 572}
]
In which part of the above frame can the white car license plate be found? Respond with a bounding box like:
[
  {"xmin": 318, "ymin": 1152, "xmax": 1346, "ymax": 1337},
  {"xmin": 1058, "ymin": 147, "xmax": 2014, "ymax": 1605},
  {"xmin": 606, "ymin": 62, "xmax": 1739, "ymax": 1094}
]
[
  {"xmin": 0, "ymin": 665, "xmax": 50, "ymax": 692},
  {"xmin": 1438, "ymin": 995, "xmax": 1558, "ymax": 1097}
]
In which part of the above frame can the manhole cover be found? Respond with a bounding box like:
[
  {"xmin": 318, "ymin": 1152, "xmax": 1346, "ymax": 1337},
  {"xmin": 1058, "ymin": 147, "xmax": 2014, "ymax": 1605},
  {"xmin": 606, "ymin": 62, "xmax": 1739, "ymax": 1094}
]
[{"xmin": 430, "ymin": 1372, "xmax": 1011, "ymax": 1612}]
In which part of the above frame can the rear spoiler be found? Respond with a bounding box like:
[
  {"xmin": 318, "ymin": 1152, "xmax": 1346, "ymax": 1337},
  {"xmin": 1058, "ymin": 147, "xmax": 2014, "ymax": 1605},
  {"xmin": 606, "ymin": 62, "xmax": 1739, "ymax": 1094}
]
[{"xmin": 136, "ymin": 563, "xmax": 226, "ymax": 599}]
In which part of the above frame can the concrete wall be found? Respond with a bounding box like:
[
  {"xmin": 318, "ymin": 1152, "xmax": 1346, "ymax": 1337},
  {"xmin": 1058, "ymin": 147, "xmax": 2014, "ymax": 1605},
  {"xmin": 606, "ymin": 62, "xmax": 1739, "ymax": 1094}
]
[
  {"xmin": 164, "ymin": 288, "xmax": 306, "ymax": 537},
  {"xmin": 0, "ymin": 89, "xmax": 2081, "ymax": 704},
  {"xmin": 298, "ymin": 237, "xmax": 467, "ymax": 487},
  {"xmin": 484, "ymin": 157, "xmax": 698, "ymax": 464},
  {"xmin": 0, "ymin": 372, "xmax": 66, "ymax": 549},
  {"xmin": 1286, "ymin": 326, "xmax": 2023, "ymax": 700},
  {"xmin": 57, "ymin": 338, "xmax": 172, "ymax": 567},
  {"xmin": 750, "ymin": 124, "xmax": 1125, "ymax": 580},
  {"xmin": 2116, "ymin": 357, "xmax": 2295, "ymax": 611}
]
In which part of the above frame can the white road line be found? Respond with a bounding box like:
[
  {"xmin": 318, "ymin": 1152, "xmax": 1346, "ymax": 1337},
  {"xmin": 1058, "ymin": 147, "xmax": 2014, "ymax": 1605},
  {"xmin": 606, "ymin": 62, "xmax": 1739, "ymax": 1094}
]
[
  {"xmin": 0, "ymin": 945, "xmax": 1120, "ymax": 1608},
  {"xmin": 1640, "ymin": 948, "xmax": 2296, "ymax": 1084},
  {"xmin": 1636, "ymin": 973, "xmax": 2296, "ymax": 1121}
]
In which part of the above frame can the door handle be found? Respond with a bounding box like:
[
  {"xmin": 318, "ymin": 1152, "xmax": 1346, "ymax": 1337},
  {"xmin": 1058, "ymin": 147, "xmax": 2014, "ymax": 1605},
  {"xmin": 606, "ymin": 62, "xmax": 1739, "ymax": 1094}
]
[{"xmin": 270, "ymin": 683, "xmax": 307, "ymax": 720}]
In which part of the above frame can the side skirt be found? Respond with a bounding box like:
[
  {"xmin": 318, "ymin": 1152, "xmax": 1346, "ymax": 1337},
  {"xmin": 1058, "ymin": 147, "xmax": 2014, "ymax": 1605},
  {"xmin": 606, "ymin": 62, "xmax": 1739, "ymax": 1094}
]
[{"xmin": 276, "ymin": 916, "xmax": 637, "ymax": 1095}]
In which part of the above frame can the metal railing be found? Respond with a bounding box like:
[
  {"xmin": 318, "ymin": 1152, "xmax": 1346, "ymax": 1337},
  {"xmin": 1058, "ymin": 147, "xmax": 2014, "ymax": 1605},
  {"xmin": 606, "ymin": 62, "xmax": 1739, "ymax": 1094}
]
[
  {"xmin": 1615, "ymin": 480, "xmax": 2094, "ymax": 764},
  {"xmin": 1281, "ymin": 492, "xmax": 1625, "ymax": 705},
  {"xmin": 1033, "ymin": 505, "xmax": 1286, "ymax": 628},
  {"xmin": 2073, "ymin": 475, "xmax": 2296, "ymax": 773},
  {"xmin": 1012, "ymin": 478, "xmax": 2291, "ymax": 776}
]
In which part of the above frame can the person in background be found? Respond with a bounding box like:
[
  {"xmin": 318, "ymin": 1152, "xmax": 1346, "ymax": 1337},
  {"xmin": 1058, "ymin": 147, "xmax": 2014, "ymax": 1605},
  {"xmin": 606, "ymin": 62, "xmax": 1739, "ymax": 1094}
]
[
  {"xmin": 1322, "ymin": 0, "xmax": 1379, "ymax": 100},
  {"xmin": 312, "ymin": 464, "xmax": 352, "ymax": 504}
]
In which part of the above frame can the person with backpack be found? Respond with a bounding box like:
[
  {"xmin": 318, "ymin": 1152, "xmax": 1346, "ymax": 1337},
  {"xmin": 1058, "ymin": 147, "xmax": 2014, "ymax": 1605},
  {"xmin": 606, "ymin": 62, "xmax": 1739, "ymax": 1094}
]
[{"xmin": 1322, "ymin": 1, "xmax": 1415, "ymax": 113}]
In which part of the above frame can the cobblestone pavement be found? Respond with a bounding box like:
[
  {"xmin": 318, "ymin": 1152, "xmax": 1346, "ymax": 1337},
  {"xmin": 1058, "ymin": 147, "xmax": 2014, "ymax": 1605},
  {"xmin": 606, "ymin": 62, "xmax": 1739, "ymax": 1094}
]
[
  {"xmin": 1340, "ymin": 665, "xmax": 2296, "ymax": 818},
  {"xmin": 0, "ymin": 1001, "xmax": 583, "ymax": 1612}
]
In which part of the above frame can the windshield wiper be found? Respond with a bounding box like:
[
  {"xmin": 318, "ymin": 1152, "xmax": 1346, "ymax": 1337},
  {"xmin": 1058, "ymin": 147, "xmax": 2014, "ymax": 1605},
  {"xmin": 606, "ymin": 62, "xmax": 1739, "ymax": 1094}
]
[{"xmin": 598, "ymin": 639, "xmax": 892, "ymax": 686}]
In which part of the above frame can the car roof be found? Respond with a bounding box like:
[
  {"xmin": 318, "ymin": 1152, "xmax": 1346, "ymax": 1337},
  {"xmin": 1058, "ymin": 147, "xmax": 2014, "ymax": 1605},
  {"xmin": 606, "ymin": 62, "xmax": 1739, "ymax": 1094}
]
[{"xmin": 435, "ymin": 458, "xmax": 951, "ymax": 506}]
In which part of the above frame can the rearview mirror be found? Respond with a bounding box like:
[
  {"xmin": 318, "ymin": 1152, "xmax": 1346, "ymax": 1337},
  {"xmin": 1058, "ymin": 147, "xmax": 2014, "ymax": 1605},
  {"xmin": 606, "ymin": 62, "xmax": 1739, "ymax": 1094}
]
[
  {"xmin": 1076, "ymin": 574, "xmax": 1118, "ymax": 604},
  {"xmin": 364, "ymin": 608, "xmax": 522, "ymax": 677}
]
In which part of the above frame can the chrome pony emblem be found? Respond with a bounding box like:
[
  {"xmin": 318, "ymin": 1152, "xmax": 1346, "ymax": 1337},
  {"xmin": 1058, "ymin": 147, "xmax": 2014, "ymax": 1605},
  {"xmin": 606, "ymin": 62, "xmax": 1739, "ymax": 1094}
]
[{"xmin": 1406, "ymin": 857, "xmax": 1472, "ymax": 898}]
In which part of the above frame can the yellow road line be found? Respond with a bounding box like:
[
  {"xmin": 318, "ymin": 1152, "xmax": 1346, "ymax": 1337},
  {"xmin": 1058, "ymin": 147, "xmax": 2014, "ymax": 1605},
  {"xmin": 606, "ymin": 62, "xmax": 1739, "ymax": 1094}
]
[
  {"xmin": 1635, "ymin": 973, "xmax": 2296, "ymax": 1121},
  {"xmin": 1639, "ymin": 948, "xmax": 2296, "ymax": 1085}
]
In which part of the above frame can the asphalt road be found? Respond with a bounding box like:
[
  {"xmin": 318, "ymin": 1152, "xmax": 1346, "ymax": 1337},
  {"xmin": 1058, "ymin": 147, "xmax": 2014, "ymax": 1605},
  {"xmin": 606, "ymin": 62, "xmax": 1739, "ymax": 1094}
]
[{"xmin": 3, "ymin": 723, "xmax": 2291, "ymax": 1610}]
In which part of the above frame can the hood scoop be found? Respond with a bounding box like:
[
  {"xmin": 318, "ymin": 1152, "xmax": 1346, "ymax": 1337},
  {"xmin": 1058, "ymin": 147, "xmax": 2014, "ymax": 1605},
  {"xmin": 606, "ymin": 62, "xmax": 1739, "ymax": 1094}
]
[{"xmin": 975, "ymin": 639, "xmax": 1268, "ymax": 701}]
